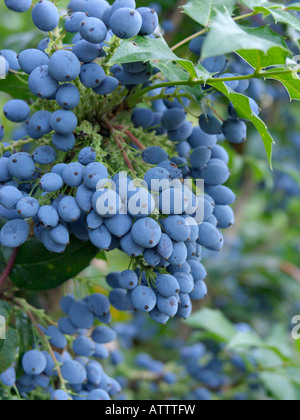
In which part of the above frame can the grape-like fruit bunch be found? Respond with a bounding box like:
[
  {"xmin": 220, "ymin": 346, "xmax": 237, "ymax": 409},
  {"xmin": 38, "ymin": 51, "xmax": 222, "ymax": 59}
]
[
  {"xmin": 0, "ymin": 0, "xmax": 237, "ymax": 324},
  {"xmin": 0, "ymin": 294, "xmax": 121, "ymax": 401}
]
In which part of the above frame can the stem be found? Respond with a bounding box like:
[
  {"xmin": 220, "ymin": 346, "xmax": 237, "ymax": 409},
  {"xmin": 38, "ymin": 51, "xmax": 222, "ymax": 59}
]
[
  {"xmin": 171, "ymin": 11, "xmax": 259, "ymax": 51},
  {"xmin": 127, "ymin": 68, "xmax": 300, "ymax": 106},
  {"xmin": 0, "ymin": 248, "xmax": 18, "ymax": 290},
  {"xmin": 103, "ymin": 118, "xmax": 136, "ymax": 176},
  {"xmin": 14, "ymin": 298, "xmax": 68, "ymax": 393},
  {"xmin": 171, "ymin": 28, "xmax": 208, "ymax": 52},
  {"xmin": 113, "ymin": 124, "xmax": 146, "ymax": 151}
]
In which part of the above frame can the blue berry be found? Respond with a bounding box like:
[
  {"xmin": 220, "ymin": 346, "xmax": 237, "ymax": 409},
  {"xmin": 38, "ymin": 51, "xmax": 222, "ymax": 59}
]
[
  {"xmin": 61, "ymin": 360, "xmax": 87, "ymax": 385},
  {"xmin": 49, "ymin": 224, "xmax": 70, "ymax": 246},
  {"xmin": 69, "ymin": 301, "xmax": 95, "ymax": 329},
  {"xmin": 50, "ymin": 110, "xmax": 78, "ymax": 135},
  {"xmin": 40, "ymin": 173, "xmax": 63, "ymax": 192},
  {"xmin": 89, "ymin": 225, "xmax": 112, "ymax": 249},
  {"xmin": 28, "ymin": 65, "xmax": 59, "ymax": 99},
  {"xmin": 131, "ymin": 286, "xmax": 157, "ymax": 312},
  {"xmin": 156, "ymin": 274, "xmax": 180, "ymax": 297},
  {"xmin": 3, "ymin": 100, "xmax": 30, "ymax": 123},
  {"xmin": 137, "ymin": 7, "xmax": 159, "ymax": 35},
  {"xmin": 51, "ymin": 390, "xmax": 70, "ymax": 401},
  {"xmin": 119, "ymin": 270, "xmax": 139, "ymax": 290},
  {"xmin": 58, "ymin": 317, "xmax": 78, "ymax": 335},
  {"xmin": 26, "ymin": 110, "xmax": 52, "ymax": 139},
  {"xmin": 0, "ymin": 366, "xmax": 16, "ymax": 387},
  {"xmin": 199, "ymin": 114, "xmax": 222, "ymax": 135},
  {"xmin": 157, "ymin": 294, "xmax": 178, "ymax": 317},
  {"xmin": 80, "ymin": 17, "xmax": 107, "ymax": 44},
  {"xmin": 109, "ymin": 8, "xmax": 142, "ymax": 39},
  {"xmin": 131, "ymin": 217, "xmax": 162, "ymax": 248},
  {"xmin": 0, "ymin": 186, "xmax": 23, "ymax": 210},
  {"xmin": 83, "ymin": 162, "xmax": 109, "ymax": 190},
  {"xmin": 65, "ymin": 12, "xmax": 88, "ymax": 33},
  {"xmin": 80, "ymin": 63, "xmax": 106, "ymax": 88},
  {"xmin": 22, "ymin": 350, "xmax": 47, "ymax": 376},
  {"xmin": 63, "ymin": 163, "xmax": 84, "ymax": 187},
  {"xmin": 49, "ymin": 50, "xmax": 81, "ymax": 83},
  {"xmin": 88, "ymin": 293, "xmax": 110, "ymax": 316},
  {"xmin": 56, "ymin": 84, "xmax": 80, "ymax": 110},
  {"xmin": 38, "ymin": 205, "xmax": 59, "ymax": 228},
  {"xmin": 16, "ymin": 197, "xmax": 39, "ymax": 218},
  {"xmin": 45, "ymin": 326, "xmax": 67, "ymax": 349},
  {"xmin": 33, "ymin": 146, "xmax": 57, "ymax": 165},
  {"xmin": 32, "ymin": 0, "xmax": 60, "ymax": 32},
  {"xmin": 52, "ymin": 132, "xmax": 76, "ymax": 151},
  {"xmin": 0, "ymin": 219, "xmax": 29, "ymax": 247},
  {"xmin": 72, "ymin": 40, "xmax": 102, "ymax": 63},
  {"xmin": 78, "ymin": 147, "xmax": 96, "ymax": 166},
  {"xmin": 92, "ymin": 326, "xmax": 117, "ymax": 344},
  {"xmin": 164, "ymin": 216, "xmax": 191, "ymax": 242},
  {"xmin": 18, "ymin": 49, "xmax": 49, "ymax": 75},
  {"xmin": 73, "ymin": 336, "xmax": 96, "ymax": 357},
  {"xmin": 132, "ymin": 108, "xmax": 155, "ymax": 129},
  {"xmin": 87, "ymin": 389, "xmax": 110, "ymax": 400},
  {"xmin": 142, "ymin": 146, "xmax": 168, "ymax": 164},
  {"xmin": 0, "ymin": 49, "xmax": 20, "ymax": 71},
  {"xmin": 93, "ymin": 76, "xmax": 119, "ymax": 95},
  {"xmin": 76, "ymin": 184, "xmax": 93, "ymax": 212},
  {"xmin": 58, "ymin": 196, "xmax": 81, "ymax": 223},
  {"xmin": 222, "ymin": 119, "xmax": 247, "ymax": 144},
  {"xmin": 4, "ymin": 0, "xmax": 31, "ymax": 12}
]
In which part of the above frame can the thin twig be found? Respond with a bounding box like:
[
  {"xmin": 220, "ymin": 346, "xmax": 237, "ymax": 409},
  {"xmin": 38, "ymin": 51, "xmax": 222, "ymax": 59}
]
[
  {"xmin": 113, "ymin": 124, "xmax": 146, "ymax": 151},
  {"xmin": 103, "ymin": 118, "xmax": 136, "ymax": 176},
  {"xmin": 0, "ymin": 248, "xmax": 18, "ymax": 290}
]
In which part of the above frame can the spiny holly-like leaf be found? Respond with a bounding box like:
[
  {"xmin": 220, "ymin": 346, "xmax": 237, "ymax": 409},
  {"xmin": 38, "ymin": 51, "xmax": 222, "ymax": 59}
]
[
  {"xmin": 10, "ymin": 237, "xmax": 99, "ymax": 291},
  {"xmin": 201, "ymin": 11, "xmax": 289, "ymax": 59},
  {"xmin": 211, "ymin": 81, "xmax": 275, "ymax": 166},
  {"xmin": 237, "ymin": 26, "xmax": 290, "ymax": 70},
  {"xmin": 110, "ymin": 36, "xmax": 197, "ymax": 78},
  {"xmin": 182, "ymin": 0, "xmax": 237, "ymax": 27},
  {"xmin": 263, "ymin": 69, "xmax": 300, "ymax": 101}
]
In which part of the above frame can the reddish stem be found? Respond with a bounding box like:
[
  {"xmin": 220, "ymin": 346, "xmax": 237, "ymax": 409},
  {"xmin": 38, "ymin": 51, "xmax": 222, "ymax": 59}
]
[
  {"xmin": 113, "ymin": 124, "xmax": 146, "ymax": 151},
  {"xmin": 104, "ymin": 118, "xmax": 136, "ymax": 177},
  {"xmin": 0, "ymin": 247, "xmax": 19, "ymax": 290}
]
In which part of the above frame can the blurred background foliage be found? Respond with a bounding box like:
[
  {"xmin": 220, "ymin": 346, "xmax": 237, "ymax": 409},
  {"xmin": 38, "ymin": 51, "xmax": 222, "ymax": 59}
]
[{"xmin": 1, "ymin": 0, "xmax": 300, "ymax": 401}]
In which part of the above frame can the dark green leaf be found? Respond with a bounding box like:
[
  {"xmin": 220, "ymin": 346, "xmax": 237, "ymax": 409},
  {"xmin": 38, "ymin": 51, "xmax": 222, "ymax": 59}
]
[
  {"xmin": 263, "ymin": 69, "xmax": 300, "ymax": 101},
  {"xmin": 182, "ymin": 0, "xmax": 236, "ymax": 26},
  {"xmin": 0, "ymin": 328, "xmax": 19, "ymax": 373},
  {"xmin": 10, "ymin": 236, "xmax": 98, "ymax": 291},
  {"xmin": 0, "ymin": 73, "xmax": 32, "ymax": 100},
  {"xmin": 110, "ymin": 36, "xmax": 196, "ymax": 78},
  {"xmin": 212, "ymin": 81, "xmax": 275, "ymax": 166}
]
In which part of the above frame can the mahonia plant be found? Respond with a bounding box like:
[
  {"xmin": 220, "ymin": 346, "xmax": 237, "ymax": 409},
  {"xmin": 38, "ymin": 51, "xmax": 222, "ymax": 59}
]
[{"xmin": 0, "ymin": 0, "xmax": 299, "ymax": 401}]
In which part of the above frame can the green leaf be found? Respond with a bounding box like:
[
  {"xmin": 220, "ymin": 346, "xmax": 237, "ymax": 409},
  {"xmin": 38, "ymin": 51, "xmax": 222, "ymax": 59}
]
[
  {"xmin": 0, "ymin": 73, "xmax": 32, "ymax": 100},
  {"xmin": 240, "ymin": 0, "xmax": 279, "ymax": 8},
  {"xmin": 212, "ymin": 82, "xmax": 275, "ymax": 166},
  {"xmin": 185, "ymin": 308, "xmax": 236, "ymax": 342},
  {"xmin": 260, "ymin": 372, "xmax": 297, "ymax": 400},
  {"xmin": 201, "ymin": 12, "xmax": 289, "ymax": 59},
  {"xmin": 263, "ymin": 69, "xmax": 300, "ymax": 101},
  {"xmin": 227, "ymin": 332, "xmax": 290, "ymax": 361},
  {"xmin": 0, "ymin": 328, "xmax": 19, "ymax": 373},
  {"xmin": 238, "ymin": 27, "xmax": 290, "ymax": 69},
  {"xmin": 260, "ymin": 8, "xmax": 300, "ymax": 32},
  {"xmin": 154, "ymin": 61, "xmax": 204, "ymax": 102},
  {"xmin": 10, "ymin": 237, "xmax": 98, "ymax": 291},
  {"xmin": 182, "ymin": 0, "xmax": 236, "ymax": 27},
  {"xmin": 110, "ymin": 36, "xmax": 197, "ymax": 78}
]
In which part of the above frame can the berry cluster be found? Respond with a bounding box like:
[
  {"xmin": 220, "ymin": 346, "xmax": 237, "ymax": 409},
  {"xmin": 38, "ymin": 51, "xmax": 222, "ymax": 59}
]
[
  {"xmin": 0, "ymin": 294, "xmax": 121, "ymax": 401},
  {"xmin": 0, "ymin": 0, "xmax": 236, "ymax": 326}
]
